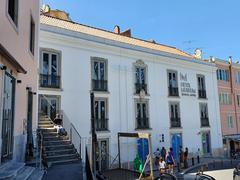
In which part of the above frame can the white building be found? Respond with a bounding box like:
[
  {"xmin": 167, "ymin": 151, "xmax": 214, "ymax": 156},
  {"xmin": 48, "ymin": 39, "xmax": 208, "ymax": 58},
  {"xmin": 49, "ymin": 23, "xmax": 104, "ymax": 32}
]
[{"xmin": 39, "ymin": 13, "xmax": 223, "ymax": 170}]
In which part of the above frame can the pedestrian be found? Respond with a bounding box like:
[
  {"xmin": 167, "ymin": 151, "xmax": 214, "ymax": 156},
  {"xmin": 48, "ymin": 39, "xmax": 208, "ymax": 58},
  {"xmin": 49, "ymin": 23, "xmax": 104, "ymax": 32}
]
[
  {"xmin": 166, "ymin": 148, "xmax": 175, "ymax": 174},
  {"xmin": 154, "ymin": 148, "xmax": 161, "ymax": 166},
  {"xmin": 161, "ymin": 147, "xmax": 166, "ymax": 161},
  {"xmin": 179, "ymin": 146, "xmax": 184, "ymax": 168},
  {"xmin": 159, "ymin": 157, "xmax": 166, "ymax": 175},
  {"xmin": 184, "ymin": 147, "xmax": 188, "ymax": 169}
]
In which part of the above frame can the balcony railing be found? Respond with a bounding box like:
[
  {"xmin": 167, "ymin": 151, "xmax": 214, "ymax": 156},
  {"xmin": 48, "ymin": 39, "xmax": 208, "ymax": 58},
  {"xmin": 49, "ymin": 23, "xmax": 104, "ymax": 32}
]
[
  {"xmin": 135, "ymin": 83, "xmax": 147, "ymax": 94},
  {"xmin": 92, "ymin": 80, "xmax": 108, "ymax": 91},
  {"xmin": 201, "ymin": 117, "xmax": 210, "ymax": 127},
  {"xmin": 39, "ymin": 74, "xmax": 61, "ymax": 88},
  {"xmin": 198, "ymin": 89, "xmax": 207, "ymax": 99},
  {"xmin": 95, "ymin": 118, "xmax": 108, "ymax": 131},
  {"xmin": 169, "ymin": 87, "xmax": 179, "ymax": 97},
  {"xmin": 170, "ymin": 117, "xmax": 181, "ymax": 128},
  {"xmin": 136, "ymin": 117, "xmax": 149, "ymax": 129}
]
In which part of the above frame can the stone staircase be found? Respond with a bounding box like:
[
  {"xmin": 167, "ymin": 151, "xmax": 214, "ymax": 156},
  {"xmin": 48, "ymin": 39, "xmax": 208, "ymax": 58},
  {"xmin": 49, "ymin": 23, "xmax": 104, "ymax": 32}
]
[
  {"xmin": 0, "ymin": 162, "xmax": 43, "ymax": 180},
  {"xmin": 39, "ymin": 116, "xmax": 80, "ymax": 166}
]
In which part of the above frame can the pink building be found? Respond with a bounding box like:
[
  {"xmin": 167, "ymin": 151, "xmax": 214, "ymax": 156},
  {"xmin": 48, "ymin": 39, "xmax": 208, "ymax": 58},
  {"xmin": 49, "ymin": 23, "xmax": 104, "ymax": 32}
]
[
  {"xmin": 0, "ymin": 0, "xmax": 39, "ymax": 164},
  {"xmin": 214, "ymin": 57, "xmax": 240, "ymax": 155}
]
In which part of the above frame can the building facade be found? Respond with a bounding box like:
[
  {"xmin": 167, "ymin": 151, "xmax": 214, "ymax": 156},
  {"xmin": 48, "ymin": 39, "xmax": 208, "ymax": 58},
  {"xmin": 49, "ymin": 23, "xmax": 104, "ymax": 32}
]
[
  {"xmin": 214, "ymin": 57, "xmax": 240, "ymax": 155},
  {"xmin": 39, "ymin": 13, "xmax": 223, "ymax": 169},
  {"xmin": 0, "ymin": 0, "xmax": 39, "ymax": 163}
]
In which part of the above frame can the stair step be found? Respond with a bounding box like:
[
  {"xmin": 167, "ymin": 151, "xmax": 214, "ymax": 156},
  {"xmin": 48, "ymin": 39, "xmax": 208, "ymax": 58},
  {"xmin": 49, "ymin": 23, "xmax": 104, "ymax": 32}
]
[
  {"xmin": 27, "ymin": 169, "xmax": 44, "ymax": 180},
  {"xmin": 46, "ymin": 153, "xmax": 79, "ymax": 162},
  {"xmin": 38, "ymin": 125, "xmax": 54, "ymax": 128},
  {"xmin": 43, "ymin": 140, "xmax": 71, "ymax": 146},
  {"xmin": 0, "ymin": 162, "xmax": 25, "ymax": 179},
  {"xmin": 44, "ymin": 135, "xmax": 69, "ymax": 141},
  {"xmin": 49, "ymin": 158, "xmax": 80, "ymax": 166},
  {"xmin": 39, "ymin": 128, "xmax": 56, "ymax": 132},
  {"xmin": 38, "ymin": 120, "xmax": 53, "ymax": 124},
  {"xmin": 45, "ymin": 148, "xmax": 76, "ymax": 156},
  {"xmin": 45, "ymin": 144, "xmax": 74, "ymax": 151},
  {"xmin": 14, "ymin": 166, "xmax": 35, "ymax": 180}
]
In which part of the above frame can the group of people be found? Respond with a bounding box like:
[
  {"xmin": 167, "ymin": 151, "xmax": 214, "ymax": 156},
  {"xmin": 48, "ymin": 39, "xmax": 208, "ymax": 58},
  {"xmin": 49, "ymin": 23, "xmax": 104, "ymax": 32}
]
[{"xmin": 154, "ymin": 146, "xmax": 189, "ymax": 175}]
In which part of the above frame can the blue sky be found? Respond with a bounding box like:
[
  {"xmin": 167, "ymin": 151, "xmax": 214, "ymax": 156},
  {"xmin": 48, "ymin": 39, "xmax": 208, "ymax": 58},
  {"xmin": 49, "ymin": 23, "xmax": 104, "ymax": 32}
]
[{"xmin": 42, "ymin": 0, "xmax": 240, "ymax": 61}]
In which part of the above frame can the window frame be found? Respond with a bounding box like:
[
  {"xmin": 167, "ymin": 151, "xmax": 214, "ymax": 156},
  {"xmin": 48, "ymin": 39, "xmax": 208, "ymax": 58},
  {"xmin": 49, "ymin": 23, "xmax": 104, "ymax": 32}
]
[
  {"xmin": 29, "ymin": 15, "xmax": 35, "ymax": 55},
  {"xmin": 227, "ymin": 114, "xmax": 233, "ymax": 129},
  {"xmin": 94, "ymin": 98, "xmax": 109, "ymax": 131},
  {"xmin": 7, "ymin": 0, "xmax": 19, "ymax": 29},
  {"xmin": 135, "ymin": 99, "xmax": 150, "ymax": 129}
]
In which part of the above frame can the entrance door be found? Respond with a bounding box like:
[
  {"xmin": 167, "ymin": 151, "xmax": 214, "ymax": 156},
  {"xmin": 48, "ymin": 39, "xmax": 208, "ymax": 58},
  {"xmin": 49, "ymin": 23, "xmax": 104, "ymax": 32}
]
[
  {"xmin": 96, "ymin": 139, "xmax": 109, "ymax": 171},
  {"xmin": 202, "ymin": 131, "xmax": 211, "ymax": 154},
  {"xmin": 1, "ymin": 72, "xmax": 15, "ymax": 162},
  {"xmin": 39, "ymin": 96, "xmax": 59, "ymax": 120},
  {"xmin": 26, "ymin": 91, "xmax": 33, "ymax": 157},
  {"xmin": 171, "ymin": 133, "xmax": 182, "ymax": 161}
]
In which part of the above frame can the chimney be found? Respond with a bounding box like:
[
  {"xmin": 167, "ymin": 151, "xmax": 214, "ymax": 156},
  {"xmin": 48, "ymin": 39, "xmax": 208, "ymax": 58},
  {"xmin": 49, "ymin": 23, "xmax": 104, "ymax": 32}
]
[
  {"xmin": 114, "ymin": 25, "xmax": 120, "ymax": 34},
  {"xmin": 120, "ymin": 29, "xmax": 131, "ymax": 37},
  {"xmin": 149, "ymin": 39, "xmax": 156, "ymax": 44},
  {"xmin": 228, "ymin": 56, "xmax": 232, "ymax": 64}
]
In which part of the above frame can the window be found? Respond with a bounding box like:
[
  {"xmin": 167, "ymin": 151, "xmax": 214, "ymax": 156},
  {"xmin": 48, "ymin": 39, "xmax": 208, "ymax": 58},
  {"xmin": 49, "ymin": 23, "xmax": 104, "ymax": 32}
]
[
  {"xmin": 94, "ymin": 99, "xmax": 108, "ymax": 131},
  {"xmin": 40, "ymin": 51, "xmax": 61, "ymax": 88},
  {"xmin": 169, "ymin": 102, "xmax": 181, "ymax": 128},
  {"xmin": 29, "ymin": 16, "xmax": 35, "ymax": 55},
  {"xmin": 168, "ymin": 70, "xmax": 179, "ymax": 96},
  {"xmin": 236, "ymin": 71, "xmax": 240, "ymax": 85},
  {"xmin": 219, "ymin": 92, "xmax": 232, "ymax": 105},
  {"xmin": 135, "ymin": 66, "xmax": 147, "ymax": 94},
  {"xmin": 91, "ymin": 57, "xmax": 107, "ymax": 91},
  {"xmin": 199, "ymin": 103, "xmax": 209, "ymax": 127},
  {"xmin": 237, "ymin": 95, "xmax": 240, "ymax": 106},
  {"xmin": 217, "ymin": 69, "xmax": 229, "ymax": 81},
  {"xmin": 227, "ymin": 114, "xmax": 233, "ymax": 128},
  {"xmin": 197, "ymin": 75, "xmax": 206, "ymax": 98},
  {"xmin": 135, "ymin": 100, "xmax": 149, "ymax": 129},
  {"xmin": 8, "ymin": 0, "xmax": 18, "ymax": 26}
]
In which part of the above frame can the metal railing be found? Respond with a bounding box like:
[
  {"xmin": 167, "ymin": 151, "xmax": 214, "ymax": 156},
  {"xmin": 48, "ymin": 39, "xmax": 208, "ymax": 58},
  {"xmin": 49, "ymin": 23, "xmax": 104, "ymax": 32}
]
[
  {"xmin": 136, "ymin": 117, "xmax": 149, "ymax": 129},
  {"xmin": 169, "ymin": 87, "xmax": 179, "ymax": 96},
  {"xmin": 198, "ymin": 89, "xmax": 207, "ymax": 99},
  {"xmin": 95, "ymin": 118, "xmax": 108, "ymax": 131},
  {"xmin": 39, "ymin": 74, "xmax": 61, "ymax": 89},
  {"xmin": 201, "ymin": 117, "xmax": 210, "ymax": 127},
  {"xmin": 92, "ymin": 79, "xmax": 108, "ymax": 91},
  {"xmin": 170, "ymin": 117, "xmax": 181, "ymax": 128},
  {"xmin": 135, "ymin": 83, "xmax": 147, "ymax": 94}
]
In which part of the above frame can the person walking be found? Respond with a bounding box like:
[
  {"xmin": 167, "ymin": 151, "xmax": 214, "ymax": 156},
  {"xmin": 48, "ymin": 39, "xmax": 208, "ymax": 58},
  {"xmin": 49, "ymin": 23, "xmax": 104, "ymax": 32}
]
[
  {"xmin": 161, "ymin": 147, "xmax": 167, "ymax": 161},
  {"xmin": 166, "ymin": 149, "xmax": 175, "ymax": 174},
  {"xmin": 154, "ymin": 148, "xmax": 161, "ymax": 166},
  {"xmin": 184, "ymin": 147, "xmax": 189, "ymax": 169},
  {"xmin": 179, "ymin": 146, "xmax": 184, "ymax": 168},
  {"xmin": 159, "ymin": 157, "xmax": 166, "ymax": 176}
]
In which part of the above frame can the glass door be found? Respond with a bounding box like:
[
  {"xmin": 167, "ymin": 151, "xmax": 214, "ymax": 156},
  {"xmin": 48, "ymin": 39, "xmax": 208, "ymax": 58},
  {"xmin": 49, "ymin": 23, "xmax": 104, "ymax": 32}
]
[
  {"xmin": 96, "ymin": 139, "xmax": 109, "ymax": 171},
  {"xmin": 39, "ymin": 95, "xmax": 59, "ymax": 120},
  {"xmin": 1, "ymin": 72, "xmax": 15, "ymax": 162}
]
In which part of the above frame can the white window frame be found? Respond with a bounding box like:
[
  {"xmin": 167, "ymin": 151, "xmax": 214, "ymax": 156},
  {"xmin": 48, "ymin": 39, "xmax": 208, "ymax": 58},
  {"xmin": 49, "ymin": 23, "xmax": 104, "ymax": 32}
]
[{"xmin": 227, "ymin": 114, "xmax": 233, "ymax": 129}]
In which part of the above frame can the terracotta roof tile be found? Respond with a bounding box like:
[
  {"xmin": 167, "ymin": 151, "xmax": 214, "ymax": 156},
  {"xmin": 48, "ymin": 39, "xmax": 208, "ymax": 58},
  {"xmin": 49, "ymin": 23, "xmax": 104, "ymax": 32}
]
[{"xmin": 40, "ymin": 15, "xmax": 193, "ymax": 58}]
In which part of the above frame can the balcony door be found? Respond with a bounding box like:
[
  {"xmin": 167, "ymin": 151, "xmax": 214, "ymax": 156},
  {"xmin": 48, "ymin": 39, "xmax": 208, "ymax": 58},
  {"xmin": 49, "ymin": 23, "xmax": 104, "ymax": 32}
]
[
  {"xmin": 171, "ymin": 133, "xmax": 182, "ymax": 161},
  {"xmin": 40, "ymin": 51, "xmax": 60, "ymax": 88},
  {"xmin": 1, "ymin": 72, "xmax": 15, "ymax": 162},
  {"xmin": 96, "ymin": 139, "xmax": 109, "ymax": 171},
  {"xmin": 92, "ymin": 58, "xmax": 107, "ymax": 91},
  {"xmin": 202, "ymin": 131, "xmax": 211, "ymax": 155},
  {"xmin": 94, "ymin": 99, "xmax": 108, "ymax": 131}
]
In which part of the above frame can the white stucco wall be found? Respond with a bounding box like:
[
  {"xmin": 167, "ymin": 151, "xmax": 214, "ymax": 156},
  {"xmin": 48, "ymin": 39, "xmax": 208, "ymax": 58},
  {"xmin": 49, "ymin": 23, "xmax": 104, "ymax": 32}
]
[{"xmin": 39, "ymin": 27, "xmax": 223, "ymax": 162}]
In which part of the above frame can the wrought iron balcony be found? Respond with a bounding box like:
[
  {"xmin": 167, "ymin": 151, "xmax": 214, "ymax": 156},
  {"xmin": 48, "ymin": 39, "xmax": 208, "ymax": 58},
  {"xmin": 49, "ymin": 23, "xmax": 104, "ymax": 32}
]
[
  {"xmin": 95, "ymin": 118, "xmax": 108, "ymax": 131},
  {"xmin": 135, "ymin": 83, "xmax": 147, "ymax": 94},
  {"xmin": 201, "ymin": 117, "xmax": 210, "ymax": 127},
  {"xmin": 136, "ymin": 117, "xmax": 149, "ymax": 129},
  {"xmin": 170, "ymin": 117, "xmax": 181, "ymax": 128},
  {"xmin": 198, "ymin": 89, "xmax": 207, "ymax": 99},
  {"xmin": 92, "ymin": 80, "xmax": 108, "ymax": 91},
  {"xmin": 39, "ymin": 74, "xmax": 61, "ymax": 88},
  {"xmin": 168, "ymin": 87, "xmax": 179, "ymax": 97}
]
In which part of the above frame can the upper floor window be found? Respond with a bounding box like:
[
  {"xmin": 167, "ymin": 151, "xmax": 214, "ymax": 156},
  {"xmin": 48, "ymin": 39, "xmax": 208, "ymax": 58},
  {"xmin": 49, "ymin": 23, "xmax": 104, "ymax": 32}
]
[
  {"xmin": 29, "ymin": 16, "xmax": 35, "ymax": 55},
  {"xmin": 199, "ymin": 103, "xmax": 209, "ymax": 127},
  {"xmin": 8, "ymin": 0, "xmax": 18, "ymax": 26},
  {"xmin": 39, "ymin": 50, "xmax": 61, "ymax": 88},
  {"xmin": 219, "ymin": 92, "xmax": 232, "ymax": 105},
  {"xmin": 237, "ymin": 94, "xmax": 240, "ymax": 106},
  {"xmin": 94, "ymin": 98, "xmax": 108, "ymax": 131},
  {"xmin": 227, "ymin": 114, "xmax": 234, "ymax": 128},
  {"xmin": 168, "ymin": 70, "xmax": 179, "ymax": 96},
  {"xmin": 169, "ymin": 102, "xmax": 181, "ymax": 128},
  {"xmin": 197, "ymin": 75, "xmax": 206, "ymax": 99},
  {"xmin": 217, "ymin": 69, "xmax": 229, "ymax": 81},
  {"xmin": 135, "ymin": 100, "xmax": 149, "ymax": 129},
  {"xmin": 135, "ymin": 60, "xmax": 147, "ymax": 94},
  {"xmin": 235, "ymin": 71, "xmax": 240, "ymax": 85},
  {"xmin": 91, "ymin": 57, "xmax": 107, "ymax": 91}
]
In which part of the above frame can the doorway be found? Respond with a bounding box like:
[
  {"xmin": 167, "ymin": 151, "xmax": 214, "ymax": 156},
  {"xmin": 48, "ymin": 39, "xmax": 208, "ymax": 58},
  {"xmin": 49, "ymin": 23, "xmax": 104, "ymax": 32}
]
[
  {"xmin": 171, "ymin": 133, "xmax": 182, "ymax": 161},
  {"xmin": 96, "ymin": 139, "xmax": 109, "ymax": 171},
  {"xmin": 202, "ymin": 131, "xmax": 211, "ymax": 154},
  {"xmin": 26, "ymin": 91, "xmax": 33, "ymax": 158},
  {"xmin": 1, "ymin": 72, "xmax": 15, "ymax": 162},
  {"xmin": 39, "ymin": 95, "xmax": 60, "ymax": 120}
]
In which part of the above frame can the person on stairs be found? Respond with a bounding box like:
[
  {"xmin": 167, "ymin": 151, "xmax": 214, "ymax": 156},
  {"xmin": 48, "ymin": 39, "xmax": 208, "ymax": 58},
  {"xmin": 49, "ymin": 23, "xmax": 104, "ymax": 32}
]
[{"xmin": 53, "ymin": 114, "xmax": 67, "ymax": 136}]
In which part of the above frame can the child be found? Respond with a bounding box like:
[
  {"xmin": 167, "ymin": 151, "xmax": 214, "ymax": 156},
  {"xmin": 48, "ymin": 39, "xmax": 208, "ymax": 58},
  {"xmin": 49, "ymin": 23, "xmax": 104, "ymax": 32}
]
[{"xmin": 159, "ymin": 157, "xmax": 166, "ymax": 175}]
